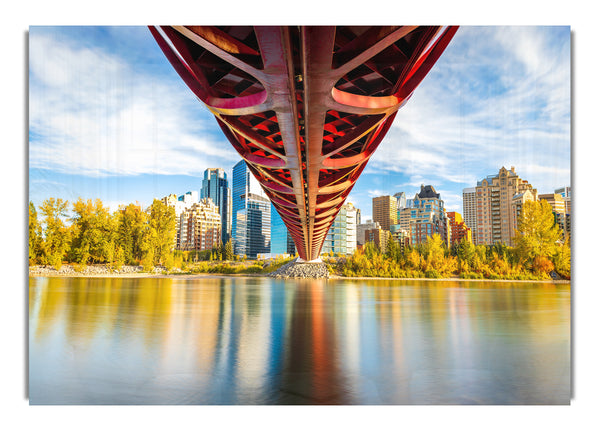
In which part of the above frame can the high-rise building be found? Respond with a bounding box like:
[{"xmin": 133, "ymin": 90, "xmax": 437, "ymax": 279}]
[
  {"xmin": 462, "ymin": 187, "xmax": 477, "ymax": 242},
  {"xmin": 394, "ymin": 192, "xmax": 407, "ymax": 210},
  {"xmin": 201, "ymin": 168, "xmax": 231, "ymax": 244},
  {"xmin": 474, "ymin": 166, "xmax": 537, "ymax": 246},
  {"xmin": 178, "ymin": 191, "xmax": 198, "ymax": 205},
  {"xmin": 271, "ymin": 203, "xmax": 296, "ymax": 256},
  {"xmin": 321, "ymin": 202, "xmax": 357, "ymax": 256},
  {"xmin": 539, "ymin": 193, "xmax": 569, "ymax": 239},
  {"xmin": 555, "ymin": 186, "xmax": 571, "ymax": 215},
  {"xmin": 232, "ymin": 161, "xmax": 271, "ymax": 258},
  {"xmin": 372, "ymin": 195, "xmax": 398, "ymax": 231},
  {"xmin": 408, "ymin": 185, "xmax": 449, "ymax": 246},
  {"xmin": 554, "ymin": 186, "xmax": 571, "ymax": 199},
  {"xmin": 179, "ymin": 198, "xmax": 222, "ymax": 251},
  {"xmin": 447, "ymin": 211, "xmax": 472, "ymax": 245},
  {"xmin": 357, "ymin": 219, "xmax": 381, "ymax": 246},
  {"xmin": 364, "ymin": 228, "xmax": 390, "ymax": 253},
  {"xmin": 162, "ymin": 193, "xmax": 190, "ymax": 249}
]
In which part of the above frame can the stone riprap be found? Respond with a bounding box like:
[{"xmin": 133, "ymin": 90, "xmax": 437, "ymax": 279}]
[
  {"xmin": 268, "ymin": 258, "xmax": 330, "ymax": 279},
  {"xmin": 29, "ymin": 265, "xmax": 165, "ymax": 276}
]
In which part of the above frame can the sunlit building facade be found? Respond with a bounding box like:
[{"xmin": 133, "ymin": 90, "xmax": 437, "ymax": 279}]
[
  {"xmin": 179, "ymin": 198, "xmax": 222, "ymax": 251},
  {"xmin": 408, "ymin": 185, "xmax": 449, "ymax": 246},
  {"xmin": 372, "ymin": 195, "xmax": 398, "ymax": 231},
  {"xmin": 475, "ymin": 166, "xmax": 537, "ymax": 245},
  {"xmin": 162, "ymin": 193, "xmax": 191, "ymax": 249},
  {"xmin": 201, "ymin": 168, "xmax": 231, "ymax": 244}
]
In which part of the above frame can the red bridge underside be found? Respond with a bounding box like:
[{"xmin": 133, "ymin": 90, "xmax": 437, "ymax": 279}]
[{"xmin": 150, "ymin": 26, "xmax": 458, "ymax": 261}]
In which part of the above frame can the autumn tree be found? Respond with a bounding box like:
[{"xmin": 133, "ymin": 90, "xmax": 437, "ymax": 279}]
[
  {"xmin": 143, "ymin": 199, "xmax": 176, "ymax": 266},
  {"xmin": 117, "ymin": 203, "xmax": 147, "ymax": 264},
  {"xmin": 39, "ymin": 198, "xmax": 70, "ymax": 269},
  {"xmin": 70, "ymin": 198, "xmax": 116, "ymax": 264},
  {"xmin": 552, "ymin": 238, "xmax": 571, "ymax": 279},
  {"xmin": 29, "ymin": 202, "xmax": 43, "ymax": 264},
  {"xmin": 514, "ymin": 200, "xmax": 562, "ymax": 262}
]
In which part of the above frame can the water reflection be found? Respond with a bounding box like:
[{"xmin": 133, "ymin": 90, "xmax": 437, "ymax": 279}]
[{"xmin": 29, "ymin": 277, "xmax": 570, "ymax": 405}]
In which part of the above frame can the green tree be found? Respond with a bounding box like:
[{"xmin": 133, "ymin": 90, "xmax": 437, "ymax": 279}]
[
  {"xmin": 224, "ymin": 239, "xmax": 234, "ymax": 261},
  {"xmin": 363, "ymin": 241, "xmax": 378, "ymax": 260},
  {"xmin": 514, "ymin": 200, "xmax": 562, "ymax": 262},
  {"xmin": 456, "ymin": 237, "xmax": 475, "ymax": 269},
  {"xmin": 29, "ymin": 202, "xmax": 43, "ymax": 264},
  {"xmin": 40, "ymin": 198, "xmax": 70, "ymax": 269},
  {"xmin": 113, "ymin": 245, "xmax": 125, "ymax": 270},
  {"xmin": 386, "ymin": 237, "xmax": 402, "ymax": 262}
]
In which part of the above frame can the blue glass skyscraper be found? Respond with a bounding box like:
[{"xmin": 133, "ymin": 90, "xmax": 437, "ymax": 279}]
[
  {"xmin": 271, "ymin": 204, "xmax": 296, "ymax": 256},
  {"xmin": 201, "ymin": 168, "xmax": 231, "ymax": 244},
  {"xmin": 231, "ymin": 161, "xmax": 271, "ymax": 258}
]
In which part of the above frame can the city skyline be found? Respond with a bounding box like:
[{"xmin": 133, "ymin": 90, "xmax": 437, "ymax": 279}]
[{"xmin": 29, "ymin": 26, "xmax": 570, "ymax": 221}]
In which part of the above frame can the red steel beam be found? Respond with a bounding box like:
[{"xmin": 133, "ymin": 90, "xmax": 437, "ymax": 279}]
[{"xmin": 150, "ymin": 25, "xmax": 458, "ymax": 261}]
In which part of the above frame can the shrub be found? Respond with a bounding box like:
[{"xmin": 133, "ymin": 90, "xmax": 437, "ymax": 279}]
[
  {"xmin": 424, "ymin": 269, "xmax": 441, "ymax": 279},
  {"xmin": 532, "ymin": 255, "xmax": 554, "ymax": 275}
]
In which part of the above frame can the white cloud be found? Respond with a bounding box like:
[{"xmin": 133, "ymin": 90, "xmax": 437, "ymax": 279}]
[
  {"xmin": 29, "ymin": 31, "xmax": 238, "ymax": 178},
  {"xmin": 367, "ymin": 189, "xmax": 390, "ymax": 198},
  {"xmin": 366, "ymin": 26, "xmax": 570, "ymax": 202}
]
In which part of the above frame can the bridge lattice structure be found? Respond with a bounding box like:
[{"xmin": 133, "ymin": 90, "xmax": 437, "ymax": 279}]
[{"xmin": 150, "ymin": 26, "xmax": 458, "ymax": 261}]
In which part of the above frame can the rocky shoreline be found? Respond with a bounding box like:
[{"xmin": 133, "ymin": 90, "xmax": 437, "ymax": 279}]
[
  {"xmin": 268, "ymin": 259, "xmax": 330, "ymax": 279},
  {"xmin": 28, "ymin": 263, "xmax": 569, "ymax": 283},
  {"xmin": 29, "ymin": 264, "xmax": 168, "ymax": 277}
]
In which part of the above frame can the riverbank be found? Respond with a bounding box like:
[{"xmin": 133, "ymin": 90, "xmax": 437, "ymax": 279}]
[{"xmin": 28, "ymin": 264, "xmax": 570, "ymax": 283}]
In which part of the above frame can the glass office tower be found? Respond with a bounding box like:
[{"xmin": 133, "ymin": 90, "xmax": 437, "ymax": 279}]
[
  {"xmin": 271, "ymin": 204, "xmax": 296, "ymax": 256},
  {"xmin": 231, "ymin": 161, "xmax": 271, "ymax": 258}
]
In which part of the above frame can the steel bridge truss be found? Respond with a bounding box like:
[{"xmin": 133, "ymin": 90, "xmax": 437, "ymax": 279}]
[{"xmin": 150, "ymin": 25, "xmax": 458, "ymax": 261}]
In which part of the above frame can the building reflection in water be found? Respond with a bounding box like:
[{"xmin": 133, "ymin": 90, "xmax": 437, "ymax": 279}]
[{"xmin": 29, "ymin": 277, "xmax": 570, "ymax": 405}]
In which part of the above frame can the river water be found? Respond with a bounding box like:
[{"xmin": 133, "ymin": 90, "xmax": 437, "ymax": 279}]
[{"xmin": 28, "ymin": 276, "xmax": 570, "ymax": 405}]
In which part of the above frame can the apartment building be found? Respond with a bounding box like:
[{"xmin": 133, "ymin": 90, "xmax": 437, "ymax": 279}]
[
  {"xmin": 474, "ymin": 166, "xmax": 537, "ymax": 245},
  {"xmin": 179, "ymin": 198, "xmax": 222, "ymax": 252}
]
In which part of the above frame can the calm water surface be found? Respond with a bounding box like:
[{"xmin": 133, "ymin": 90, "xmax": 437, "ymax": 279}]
[{"xmin": 28, "ymin": 276, "xmax": 570, "ymax": 405}]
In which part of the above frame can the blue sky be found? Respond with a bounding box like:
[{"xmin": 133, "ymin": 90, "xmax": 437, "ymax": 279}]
[{"xmin": 29, "ymin": 26, "xmax": 571, "ymax": 219}]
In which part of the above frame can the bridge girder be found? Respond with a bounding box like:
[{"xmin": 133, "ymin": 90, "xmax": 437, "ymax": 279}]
[{"xmin": 150, "ymin": 25, "xmax": 458, "ymax": 260}]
